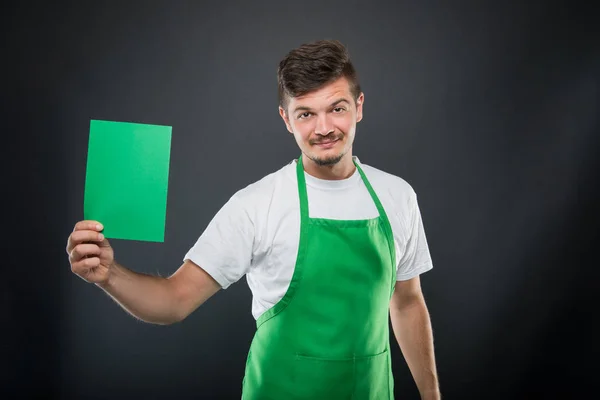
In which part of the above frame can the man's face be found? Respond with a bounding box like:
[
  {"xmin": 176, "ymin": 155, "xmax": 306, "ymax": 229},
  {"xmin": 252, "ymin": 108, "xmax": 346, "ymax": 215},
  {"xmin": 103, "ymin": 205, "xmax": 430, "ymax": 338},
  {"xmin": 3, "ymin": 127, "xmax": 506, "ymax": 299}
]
[{"xmin": 279, "ymin": 77, "xmax": 364, "ymax": 167}]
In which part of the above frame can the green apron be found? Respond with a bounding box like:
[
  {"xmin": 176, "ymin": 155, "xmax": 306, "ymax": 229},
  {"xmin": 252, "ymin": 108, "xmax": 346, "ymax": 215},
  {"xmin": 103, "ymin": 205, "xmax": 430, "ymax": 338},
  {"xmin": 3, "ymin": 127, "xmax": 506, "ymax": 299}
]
[{"xmin": 241, "ymin": 156, "xmax": 397, "ymax": 399}]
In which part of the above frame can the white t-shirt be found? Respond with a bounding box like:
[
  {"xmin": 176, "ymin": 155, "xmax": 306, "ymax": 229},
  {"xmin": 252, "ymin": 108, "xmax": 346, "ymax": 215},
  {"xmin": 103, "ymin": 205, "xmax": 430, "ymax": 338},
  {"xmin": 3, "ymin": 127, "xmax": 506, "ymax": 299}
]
[{"xmin": 184, "ymin": 157, "xmax": 434, "ymax": 320}]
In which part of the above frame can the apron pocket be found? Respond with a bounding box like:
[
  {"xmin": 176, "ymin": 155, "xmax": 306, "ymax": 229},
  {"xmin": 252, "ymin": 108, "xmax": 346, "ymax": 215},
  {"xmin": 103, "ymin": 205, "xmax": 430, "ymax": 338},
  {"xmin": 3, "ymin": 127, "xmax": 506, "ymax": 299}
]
[
  {"xmin": 290, "ymin": 349, "xmax": 391, "ymax": 400},
  {"xmin": 352, "ymin": 349, "xmax": 392, "ymax": 399},
  {"xmin": 292, "ymin": 354, "xmax": 355, "ymax": 400}
]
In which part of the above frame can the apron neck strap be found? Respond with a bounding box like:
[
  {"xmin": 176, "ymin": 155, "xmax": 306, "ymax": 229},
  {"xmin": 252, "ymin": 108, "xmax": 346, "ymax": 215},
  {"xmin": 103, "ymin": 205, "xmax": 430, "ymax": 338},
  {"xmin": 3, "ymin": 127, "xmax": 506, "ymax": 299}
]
[
  {"xmin": 295, "ymin": 155, "xmax": 388, "ymax": 220},
  {"xmin": 296, "ymin": 156, "xmax": 310, "ymax": 222}
]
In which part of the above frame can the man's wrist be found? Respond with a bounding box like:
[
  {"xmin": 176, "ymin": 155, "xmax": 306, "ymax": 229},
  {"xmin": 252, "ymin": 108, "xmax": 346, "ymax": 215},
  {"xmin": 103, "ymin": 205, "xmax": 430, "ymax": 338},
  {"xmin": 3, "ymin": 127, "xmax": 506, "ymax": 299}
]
[
  {"xmin": 96, "ymin": 262, "xmax": 119, "ymax": 291},
  {"xmin": 420, "ymin": 387, "xmax": 441, "ymax": 400}
]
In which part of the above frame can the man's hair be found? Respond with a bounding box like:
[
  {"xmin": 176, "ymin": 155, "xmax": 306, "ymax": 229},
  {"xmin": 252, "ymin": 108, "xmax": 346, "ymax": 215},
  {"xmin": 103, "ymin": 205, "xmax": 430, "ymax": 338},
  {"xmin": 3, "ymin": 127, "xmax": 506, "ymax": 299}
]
[{"xmin": 277, "ymin": 39, "xmax": 361, "ymax": 112}]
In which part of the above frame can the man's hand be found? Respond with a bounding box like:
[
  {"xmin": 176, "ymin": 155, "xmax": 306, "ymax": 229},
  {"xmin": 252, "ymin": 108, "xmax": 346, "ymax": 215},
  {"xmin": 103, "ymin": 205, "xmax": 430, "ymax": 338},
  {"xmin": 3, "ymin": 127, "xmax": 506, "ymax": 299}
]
[{"xmin": 66, "ymin": 220, "xmax": 114, "ymax": 284}]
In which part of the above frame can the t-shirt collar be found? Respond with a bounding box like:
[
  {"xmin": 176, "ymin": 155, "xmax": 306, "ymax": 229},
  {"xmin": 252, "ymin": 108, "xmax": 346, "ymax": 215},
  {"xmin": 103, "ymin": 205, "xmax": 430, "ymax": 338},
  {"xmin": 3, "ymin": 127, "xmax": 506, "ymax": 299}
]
[{"xmin": 291, "ymin": 156, "xmax": 362, "ymax": 190}]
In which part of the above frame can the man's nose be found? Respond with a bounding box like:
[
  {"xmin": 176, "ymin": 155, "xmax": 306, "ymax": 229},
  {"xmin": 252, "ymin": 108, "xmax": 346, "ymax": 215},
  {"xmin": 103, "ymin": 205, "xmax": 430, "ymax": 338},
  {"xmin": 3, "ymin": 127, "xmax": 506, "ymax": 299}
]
[{"xmin": 315, "ymin": 114, "xmax": 334, "ymax": 136}]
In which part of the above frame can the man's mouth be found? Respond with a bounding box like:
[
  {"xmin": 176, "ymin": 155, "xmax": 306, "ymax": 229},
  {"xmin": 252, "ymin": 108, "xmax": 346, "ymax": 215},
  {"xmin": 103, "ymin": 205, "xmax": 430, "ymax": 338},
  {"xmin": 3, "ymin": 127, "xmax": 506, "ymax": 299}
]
[
  {"xmin": 311, "ymin": 137, "xmax": 340, "ymax": 147},
  {"xmin": 314, "ymin": 139, "xmax": 338, "ymax": 148}
]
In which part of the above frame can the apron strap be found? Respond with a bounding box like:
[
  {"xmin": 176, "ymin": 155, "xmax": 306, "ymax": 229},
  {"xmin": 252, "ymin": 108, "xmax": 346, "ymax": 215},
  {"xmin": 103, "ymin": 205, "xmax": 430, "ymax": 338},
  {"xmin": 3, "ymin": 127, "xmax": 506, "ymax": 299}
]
[
  {"xmin": 355, "ymin": 162, "xmax": 397, "ymax": 293},
  {"xmin": 296, "ymin": 156, "xmax": 310, "ymax": 225}
]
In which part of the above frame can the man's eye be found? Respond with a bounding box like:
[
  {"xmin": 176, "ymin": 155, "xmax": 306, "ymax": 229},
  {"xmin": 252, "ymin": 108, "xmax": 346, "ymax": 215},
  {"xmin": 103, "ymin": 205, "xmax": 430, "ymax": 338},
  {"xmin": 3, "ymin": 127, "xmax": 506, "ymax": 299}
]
[
  {"xmin": 333, "ymin": 107, "xmax": 345, "ymax": 113},
  {"xmin": 298, "ymin": 112, "xmax": 311, "ymax": 119}
]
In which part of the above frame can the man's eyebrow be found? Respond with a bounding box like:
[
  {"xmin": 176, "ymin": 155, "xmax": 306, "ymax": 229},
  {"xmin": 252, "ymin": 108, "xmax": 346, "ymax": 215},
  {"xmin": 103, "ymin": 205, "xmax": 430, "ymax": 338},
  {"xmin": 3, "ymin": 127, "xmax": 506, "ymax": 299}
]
[
  {"xmin": 329, "ymin": 98, "xmax": 350, "ymax": 107},
  {"xmin": 292, "ymin": 98, "xmax": 351, "ymax": 114}
]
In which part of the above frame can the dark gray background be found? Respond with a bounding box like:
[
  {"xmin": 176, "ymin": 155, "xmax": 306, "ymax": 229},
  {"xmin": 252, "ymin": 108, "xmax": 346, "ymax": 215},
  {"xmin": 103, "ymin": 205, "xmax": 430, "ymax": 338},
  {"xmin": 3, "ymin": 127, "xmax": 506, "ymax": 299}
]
[{"xmin": 3, "ymin": 1, "xmax": 598, "ymax": 399}]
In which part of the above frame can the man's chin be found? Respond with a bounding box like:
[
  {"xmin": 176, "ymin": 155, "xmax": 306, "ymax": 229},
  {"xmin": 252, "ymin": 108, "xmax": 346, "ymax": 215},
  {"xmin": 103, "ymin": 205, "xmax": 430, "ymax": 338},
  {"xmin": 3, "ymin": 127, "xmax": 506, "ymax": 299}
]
[{"xmin": 308, "ymin": 150, "xmax": 345, "ymax": 166}]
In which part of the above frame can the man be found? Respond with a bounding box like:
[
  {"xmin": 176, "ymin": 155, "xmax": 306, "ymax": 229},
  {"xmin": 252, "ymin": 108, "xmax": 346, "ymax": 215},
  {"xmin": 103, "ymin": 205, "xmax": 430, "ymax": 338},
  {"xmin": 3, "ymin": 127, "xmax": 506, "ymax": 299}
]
[{"xmin": 66, "ymin": 39, "xmax": 440, "ymax": 399}]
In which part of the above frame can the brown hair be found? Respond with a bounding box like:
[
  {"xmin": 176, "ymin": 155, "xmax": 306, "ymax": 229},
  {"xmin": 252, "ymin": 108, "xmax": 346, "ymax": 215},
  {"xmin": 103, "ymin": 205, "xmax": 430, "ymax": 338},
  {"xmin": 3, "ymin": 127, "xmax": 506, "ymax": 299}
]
[{"xmin": 277, "ymin": 39, "xmax": 361, "ymax": 112}]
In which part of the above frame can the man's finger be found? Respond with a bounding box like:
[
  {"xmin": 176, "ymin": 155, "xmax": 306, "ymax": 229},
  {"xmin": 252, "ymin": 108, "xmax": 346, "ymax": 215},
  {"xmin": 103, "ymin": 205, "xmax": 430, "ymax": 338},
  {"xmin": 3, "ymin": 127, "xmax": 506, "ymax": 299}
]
[
  {"xmin": 73, "ymin": 221, "xmax": 104, "ymax": 232},
  {"xmin": 70, "ymin": 243, "xmax": 101, "ymax": 263},
  {"xmin": 71, "ymin": 256, "xmax": 100, "ymax": 273},
  {"xmin": 66, "ymin": 230, "xmax": 105, "ymax": 254},
  {"xmin": 71, "ymin": 230, "xmax": 105, "ymax": 244}
]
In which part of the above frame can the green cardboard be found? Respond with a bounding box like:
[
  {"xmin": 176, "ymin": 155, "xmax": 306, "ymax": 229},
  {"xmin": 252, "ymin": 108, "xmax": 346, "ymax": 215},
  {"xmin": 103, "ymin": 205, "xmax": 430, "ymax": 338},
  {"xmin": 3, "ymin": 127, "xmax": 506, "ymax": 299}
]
[{"xmin": 83, "ymin": 119, "xmax": 172, "ymax": 242}]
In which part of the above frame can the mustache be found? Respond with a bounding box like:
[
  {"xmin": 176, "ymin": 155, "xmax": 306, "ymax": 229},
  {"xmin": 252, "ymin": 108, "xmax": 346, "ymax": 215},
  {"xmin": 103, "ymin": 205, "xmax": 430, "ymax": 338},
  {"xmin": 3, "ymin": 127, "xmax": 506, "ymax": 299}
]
[{"xmin": 309, "ymin": 134, "xmax": 343, "ymax": 145}]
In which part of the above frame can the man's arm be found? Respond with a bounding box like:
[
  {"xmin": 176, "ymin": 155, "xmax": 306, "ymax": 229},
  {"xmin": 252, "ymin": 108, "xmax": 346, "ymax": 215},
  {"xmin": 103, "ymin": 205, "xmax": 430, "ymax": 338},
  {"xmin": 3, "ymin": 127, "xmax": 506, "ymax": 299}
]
[
  {"xmin": 390, "ymin": 276, "xmax": 440, "ymax": 399},
  {"xmin": 67, "ymin": 221, "xmax": 222, "ymax": 325},
  {"xmin": 97, "ymin": 259, "xmax": 221, "ymax": 325}
]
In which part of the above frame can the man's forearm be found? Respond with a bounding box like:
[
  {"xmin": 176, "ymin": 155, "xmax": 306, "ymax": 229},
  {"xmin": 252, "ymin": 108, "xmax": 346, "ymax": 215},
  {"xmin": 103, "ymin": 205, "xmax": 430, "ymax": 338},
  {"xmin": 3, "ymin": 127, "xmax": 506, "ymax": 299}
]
[
  {"xmin": 96, "ymin": 261, "xmax": 182, "ymax": 325},
  {"xmin": 390, "ymin": 296, "xmax": 440, "ymax": 399}
]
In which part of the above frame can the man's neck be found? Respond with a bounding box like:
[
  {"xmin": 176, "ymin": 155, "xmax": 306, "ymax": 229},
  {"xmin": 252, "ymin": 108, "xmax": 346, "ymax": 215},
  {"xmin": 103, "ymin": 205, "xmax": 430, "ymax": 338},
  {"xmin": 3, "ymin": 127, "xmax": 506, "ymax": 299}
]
[{"xmin": 301, "ymin": 152, "xmax": 356, "ymax": 180}]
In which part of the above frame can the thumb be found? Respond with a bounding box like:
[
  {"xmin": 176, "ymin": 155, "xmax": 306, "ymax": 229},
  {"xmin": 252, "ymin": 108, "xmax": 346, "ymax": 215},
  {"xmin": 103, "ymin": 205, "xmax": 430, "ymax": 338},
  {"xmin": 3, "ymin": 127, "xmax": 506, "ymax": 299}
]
[{"xmin": 98, "ymin": 236, "xmax": 111, "ymax": 248}]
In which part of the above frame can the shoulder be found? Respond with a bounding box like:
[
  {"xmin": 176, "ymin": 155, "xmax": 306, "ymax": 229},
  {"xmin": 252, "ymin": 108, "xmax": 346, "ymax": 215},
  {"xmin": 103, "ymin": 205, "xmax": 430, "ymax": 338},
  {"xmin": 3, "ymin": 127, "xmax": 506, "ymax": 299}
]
[
  {"xmin": 356, "ymin": 158, "xmax": 417, "ymax": 207},
  {"xmin": 229, "ymin": 160, "xmax": 295, "ymax": 208}
]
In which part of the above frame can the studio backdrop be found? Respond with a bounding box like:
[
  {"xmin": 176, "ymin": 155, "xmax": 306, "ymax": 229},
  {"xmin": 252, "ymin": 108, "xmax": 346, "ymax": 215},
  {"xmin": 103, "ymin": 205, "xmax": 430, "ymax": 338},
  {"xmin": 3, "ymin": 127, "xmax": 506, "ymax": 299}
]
[{"xmin": 3, "ymin": 1, "xmax": 598, "ymax": 399}]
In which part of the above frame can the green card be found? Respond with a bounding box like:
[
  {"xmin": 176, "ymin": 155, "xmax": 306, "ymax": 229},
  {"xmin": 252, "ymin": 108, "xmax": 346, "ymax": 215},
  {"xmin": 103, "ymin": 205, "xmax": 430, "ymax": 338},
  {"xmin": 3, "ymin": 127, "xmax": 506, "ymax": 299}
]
[{"xmin": 83, "ymin": 119, "xmax": 172, "ymax": 242}]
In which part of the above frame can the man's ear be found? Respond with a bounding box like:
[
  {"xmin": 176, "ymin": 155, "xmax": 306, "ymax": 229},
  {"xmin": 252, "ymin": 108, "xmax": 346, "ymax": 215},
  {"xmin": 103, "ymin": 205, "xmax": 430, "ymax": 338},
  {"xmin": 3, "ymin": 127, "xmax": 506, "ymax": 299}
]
[
  {"xmin": 279, "ymin": 106, "xmax": 294, "ymax": 134},
  {"xmin": 356, "ymin": 92, "xmax": 364, "ymax": 123}
]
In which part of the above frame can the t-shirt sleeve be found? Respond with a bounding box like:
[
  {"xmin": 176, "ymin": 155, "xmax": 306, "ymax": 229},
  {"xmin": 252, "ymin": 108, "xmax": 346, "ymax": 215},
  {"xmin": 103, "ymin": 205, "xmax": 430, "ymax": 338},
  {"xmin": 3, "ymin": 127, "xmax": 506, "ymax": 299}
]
[
  {"xmin": 183, "ymin": 196, "xmax": 254, "ymax": 289},
  {"xmin": 396, "ymin": 191, "xmax": 434, "ymax": 281}
]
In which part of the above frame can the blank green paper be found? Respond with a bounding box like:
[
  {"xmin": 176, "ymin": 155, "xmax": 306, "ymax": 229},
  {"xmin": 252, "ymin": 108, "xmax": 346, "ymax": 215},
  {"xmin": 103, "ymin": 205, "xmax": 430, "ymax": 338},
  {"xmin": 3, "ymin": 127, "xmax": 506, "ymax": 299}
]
[{"xmin": 84, "ymin": 119, "xmax": 172, "ymax": 242}]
